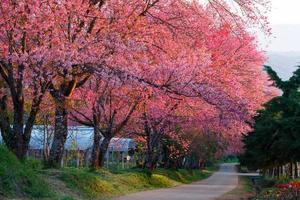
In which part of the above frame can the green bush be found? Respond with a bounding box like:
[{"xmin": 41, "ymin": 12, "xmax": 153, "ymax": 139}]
[{"xmin": 260, "ymin": 178, "xmax": 276, "ymax": 188}]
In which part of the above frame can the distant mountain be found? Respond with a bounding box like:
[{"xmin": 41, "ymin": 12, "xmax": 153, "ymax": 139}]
[{"xmin": 265, "ymin": 51, "xmax": 300, "ymax": 80}]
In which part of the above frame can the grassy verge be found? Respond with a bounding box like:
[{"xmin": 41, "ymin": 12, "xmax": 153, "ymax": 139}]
[
  {"xmin": 216, "ymin": 176, "xmax": 255, "ymax": 200},
  {"xmin": 57, "ymin": 166, "xmax": 215, "ymax": 199},
  {"xmin": 0, "ymin": 145, "xmax": 217, "ymax": 200},
  {"xmin": 0, "ymin": 145, "xmax": 53, "ymax": 199}
]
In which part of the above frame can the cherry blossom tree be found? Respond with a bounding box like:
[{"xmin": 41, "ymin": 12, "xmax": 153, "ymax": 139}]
[
  {"xmin": 45, "ymin": 0, "xmax": 111, "ymax": 167},
  {"xmin": 0, "ymin": 0, "xmax": 56, "ymax": 158},
  {"xmin": 52, "ymin": 0, "xmax": 273, "ymax": 168},
  {"xmin": 0, "ymin": 0, "xmax": 110, "ymax": 162},
  {"xmin": 71, "ymin": 76, "xmax": 141, "ymax": 168},
  {"xmin": 138, "ymin": 94, "xmax": 182, "ymax": 169},
  {"xmin": 0, "ymin": 0, "xmax": 272, "ymax": 164}
]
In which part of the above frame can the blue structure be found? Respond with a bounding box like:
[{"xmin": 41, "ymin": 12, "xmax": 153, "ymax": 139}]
[{"xmin": 0, "ymin": 126, "xmax": 136, "ymax": 168}]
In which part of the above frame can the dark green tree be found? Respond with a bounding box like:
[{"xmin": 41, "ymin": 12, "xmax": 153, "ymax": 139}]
[{"xmin": 241, "ymin": 66, "xmax": 300, "ymax": 174}]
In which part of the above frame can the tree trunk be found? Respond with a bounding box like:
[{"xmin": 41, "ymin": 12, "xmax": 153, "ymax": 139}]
[
  {"xmin": 269, "ymin": 168, "xmax": 272, "ymax": 177},
  {"xmin": 160, "ymin": 144, "xmax": 168, "ymax": 168},
  {"xmin": 8, "ymin": 129, "xmax": 27, "ymax": 159},
  {"xmin": 98, "ymin": 136, "xmax": 111, "ymax": 168},
  {"xmin": 290, "ymin": 162, "xmax": 294, "ymax": 179},
  {"xmin": 11, "ymin": 95, "xmax": 25, "ymax": 156},
  {"xmin": 295, "ymin": 162, "xmax": 298, "ymax": 178},
  {"xmin": 0, "ymin": 60, "xmax": 46, "ymax": 160},
  {"xmin": 144, "ymin": 133, "xmax": 160, "ymax": 170},
  {"xmin": 186, "ymin": 156, "xmax": 194, "ymax": 169},
  {"xmin": 48, "ymin": 100, "xmax": 68, "ymax": 167},
  {"xmin": 144, "ymin": 150, "xmax": 156, "ymax": 170},
  {"xmin": 0, "ymin": 95, "xmax": 33, "ymax": 159},
  {"xmin": 43, "ymin": 125, "xmax": 50, "ymax": 162},
  {"xmin": 90, "ymin": 127, "xmax": 102, "ymax": 169},
  {"xmin": 47, "ymin": 76, "xmax": 90, "ymax": 167}
]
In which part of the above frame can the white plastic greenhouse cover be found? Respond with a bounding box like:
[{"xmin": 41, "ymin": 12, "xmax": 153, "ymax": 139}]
[{"xmin": 0, "ymin": 126, "xmax": 135, "ymax": 152}]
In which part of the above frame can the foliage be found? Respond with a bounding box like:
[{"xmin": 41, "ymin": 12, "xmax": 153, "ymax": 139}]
[
  {"xmin": 184, "ymin": 130, "xmax": 225, "ymax": 168},
  {"xmin": 240, "ymin": 66, "xmax": 300, "ymax": 171},
  {"xmin": 0, "ymin": 145, "xmax": 52, "ymax": 198},
  {"xmin": 220, "ymin": 155, "xmax": 239, "ymax": 163}
]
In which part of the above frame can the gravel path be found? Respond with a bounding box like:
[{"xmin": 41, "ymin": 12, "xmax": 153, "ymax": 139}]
[{"xmin": 116, "ymin": 163, "xmax": 238, "ymax": 200}]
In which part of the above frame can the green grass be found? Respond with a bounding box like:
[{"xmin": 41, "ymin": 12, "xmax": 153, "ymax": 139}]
[
  {"xmin": 59, "ymin": 167, "xmax": 215, "ymax": 199},
  {"xmin": 240, "ymin": 176, "xmax": 254, "ymax": 193},
  {"xmin": 0, "ymin": 145, "xmax": 53, "ymax": 198},
  {"xmin": 0, "ymin": 145, "xmax": 216, "ymax": 199}
]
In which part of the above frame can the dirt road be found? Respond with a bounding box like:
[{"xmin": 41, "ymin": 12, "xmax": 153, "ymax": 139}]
[{"xmin": 116, "ymin": 163, "xmax": 239, "ymax": 200}]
